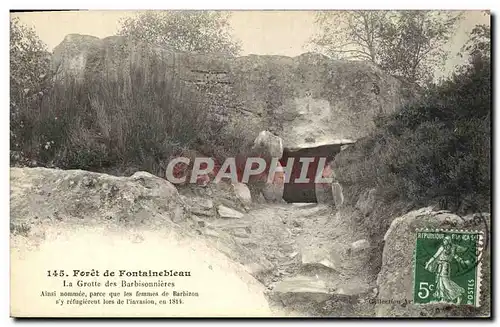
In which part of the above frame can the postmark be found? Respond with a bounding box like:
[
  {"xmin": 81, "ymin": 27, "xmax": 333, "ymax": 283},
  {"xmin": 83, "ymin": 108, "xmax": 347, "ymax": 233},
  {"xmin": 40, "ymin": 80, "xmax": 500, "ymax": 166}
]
[{"xmin": 413, "ymin": 229, "xmax": 484, "ymax": 307}]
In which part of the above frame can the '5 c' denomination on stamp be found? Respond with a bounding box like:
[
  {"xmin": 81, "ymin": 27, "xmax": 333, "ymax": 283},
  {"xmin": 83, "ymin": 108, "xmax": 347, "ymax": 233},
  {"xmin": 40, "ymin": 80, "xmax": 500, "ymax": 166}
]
[{"xmin": 413, "ymin": 229, "xmax": 484, "ymax": 307}]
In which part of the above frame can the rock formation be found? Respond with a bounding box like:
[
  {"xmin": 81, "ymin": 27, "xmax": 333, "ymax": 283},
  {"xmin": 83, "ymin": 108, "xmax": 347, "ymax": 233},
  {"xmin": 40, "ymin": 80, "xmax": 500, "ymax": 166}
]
[{"xmin": 51, "ymin": 34, "xmax": 412, "ymax": 149}]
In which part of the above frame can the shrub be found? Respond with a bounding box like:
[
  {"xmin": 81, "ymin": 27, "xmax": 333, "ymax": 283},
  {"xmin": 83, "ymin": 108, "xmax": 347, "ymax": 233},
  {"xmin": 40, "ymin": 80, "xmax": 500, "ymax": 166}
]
[
  {"xmin": 10, "ymin": 17, "xmax": 51, "ymax": 165},
  {"xmin": 334, "ymin": 28, "xmax": 491, "ymax": 240}
]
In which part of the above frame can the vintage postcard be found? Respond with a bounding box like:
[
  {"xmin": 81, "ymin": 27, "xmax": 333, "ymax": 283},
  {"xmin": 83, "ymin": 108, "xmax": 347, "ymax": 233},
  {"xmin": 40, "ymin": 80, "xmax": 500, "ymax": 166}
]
[{"xmin": 9, "ymin": 9, "xmax": 491, "ymax": 318}]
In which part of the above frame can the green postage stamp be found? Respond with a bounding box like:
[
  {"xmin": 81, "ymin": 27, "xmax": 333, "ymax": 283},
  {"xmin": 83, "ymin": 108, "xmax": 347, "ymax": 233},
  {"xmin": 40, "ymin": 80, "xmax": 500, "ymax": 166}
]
[{"xmin": 413, "ymin": 229, "xmax": 484, "ymax": 307}]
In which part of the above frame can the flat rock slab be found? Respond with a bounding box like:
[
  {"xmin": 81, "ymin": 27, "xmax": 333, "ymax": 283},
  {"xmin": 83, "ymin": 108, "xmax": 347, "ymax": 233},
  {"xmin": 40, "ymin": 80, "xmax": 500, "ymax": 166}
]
[
  {"xmin": 217, "ymin": 205, "xmax": 245, "ymax": 219},
  {"xmin": 301, "ymin": 247, "xmax": 342, "ymax": 271},
  {"xmin": 292, "ymin": 204, "xmax": 332, "ymax": 218},
  {"xmin": 273, "ymin": 275, "xmax": 329, "ymax": 294}
]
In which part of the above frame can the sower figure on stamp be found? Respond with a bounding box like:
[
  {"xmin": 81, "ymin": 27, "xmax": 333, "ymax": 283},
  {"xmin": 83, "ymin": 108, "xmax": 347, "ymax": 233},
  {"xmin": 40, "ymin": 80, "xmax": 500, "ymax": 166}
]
[{"xmin": 424, "ymin": 236, "xmax": 469, "ymax": 304}]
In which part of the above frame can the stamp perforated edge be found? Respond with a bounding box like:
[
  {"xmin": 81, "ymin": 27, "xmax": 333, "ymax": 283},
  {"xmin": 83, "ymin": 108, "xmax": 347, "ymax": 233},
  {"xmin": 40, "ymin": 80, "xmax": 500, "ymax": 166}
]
[{"xmin": 412, "ymin": 228, "xmax": 485, "ymax": 308}]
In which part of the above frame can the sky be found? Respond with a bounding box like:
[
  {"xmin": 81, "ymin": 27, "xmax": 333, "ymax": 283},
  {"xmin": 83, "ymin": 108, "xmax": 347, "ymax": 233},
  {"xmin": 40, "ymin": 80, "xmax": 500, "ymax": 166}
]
[{"xmin": 11, "ymin": 10, "xmax": 490, "ymax": 78}]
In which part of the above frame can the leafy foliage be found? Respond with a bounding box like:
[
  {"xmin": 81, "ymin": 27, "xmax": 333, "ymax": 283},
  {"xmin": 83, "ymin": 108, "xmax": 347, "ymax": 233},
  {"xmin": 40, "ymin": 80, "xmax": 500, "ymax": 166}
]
[
  {"xmin": 118, "ymin": 11, "xmax": 242, "ymax": 56},
  {"xmin": 10, "ymin": 17, "xmax": 51, "ymax": 161},
  {"xmin": 10, "ymin": 17, "xmax": 50, "ymax": 95},
  {"xmin": 10, "ymin": 13, "xmax": 249, "ymax": 177},
  {"xmin": 308, "ymin": 11, "xmax": 389, "ymax": 61},
  {"xmin": 335, "ymin": 23, "xmax": 491, "ymax": 218},
  {"xmin": 308, "ymin": 10, "xmax": 463, "ymax": 84},
  {"xmin": 461, "ymin": 22, "xmax": 490, "ymax": 61}
]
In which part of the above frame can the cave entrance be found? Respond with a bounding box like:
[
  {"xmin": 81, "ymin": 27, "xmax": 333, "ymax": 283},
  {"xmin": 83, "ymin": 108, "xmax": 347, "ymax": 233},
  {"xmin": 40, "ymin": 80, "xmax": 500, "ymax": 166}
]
[{"xmin": 279, "ymin": 144, "xmax": 342, "ymax": 203}]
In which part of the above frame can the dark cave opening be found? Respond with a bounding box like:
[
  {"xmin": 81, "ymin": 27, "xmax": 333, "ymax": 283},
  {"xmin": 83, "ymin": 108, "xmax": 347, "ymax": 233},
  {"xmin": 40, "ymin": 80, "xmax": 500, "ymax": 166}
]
[{"xmin": 279, "ymin": 143, "xmax": 342, "ymax": 203}]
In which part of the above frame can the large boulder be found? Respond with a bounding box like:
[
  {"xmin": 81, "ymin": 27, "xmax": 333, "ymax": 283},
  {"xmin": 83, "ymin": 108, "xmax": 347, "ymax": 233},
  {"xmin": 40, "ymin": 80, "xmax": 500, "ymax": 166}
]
[
  {"xmin": 231, "ymin": 182, "xmax": 252, "ymax": 207},
  {"xmin": 51, "ymin": 34, "xmax": 413, "ymax": 148},
  {"xmin": 376, "ymin": 207, "xmax": 491, "ymax": 317},
  {"xmin": 252, "ymin": 130, "xmax": 284, "ymax": 159}
]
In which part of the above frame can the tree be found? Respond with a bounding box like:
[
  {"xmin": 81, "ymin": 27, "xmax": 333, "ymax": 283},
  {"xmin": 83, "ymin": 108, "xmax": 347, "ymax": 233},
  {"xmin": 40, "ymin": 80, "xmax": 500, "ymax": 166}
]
[
  {"xmin": 117, "ymin": 11, "xmax": 242, "ymax": 56},
  {"xmin": 307, "ymin": 10, "xmax": 463, "ymax": 84},
  {"xmin": 10, "ymin": 17, "xmax": 50, "ymax": 101},
  {"xmin": 308, "ymin": 11, "xmax": 390, "ymax": 62},
  {"xmin": 10, "ymin": 17, "xmax": 51, "ymax": 165},
  {"xmin": 461, "ymin": 22, "xmax": 490, "ymax": 61}
]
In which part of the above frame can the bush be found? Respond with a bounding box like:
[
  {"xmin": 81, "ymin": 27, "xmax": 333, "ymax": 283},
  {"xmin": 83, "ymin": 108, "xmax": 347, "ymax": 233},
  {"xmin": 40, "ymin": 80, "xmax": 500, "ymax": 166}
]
[
  {"xmin": 10, "ymin": 17, "xmax": 51, "ymax": 165},
  {"xmin": 10, "ymin": 17, "xmax": 50, "ymax": 103},
  {"xmin": 11, "ymin": 56, "xmax": 251, "ymax": 177}
]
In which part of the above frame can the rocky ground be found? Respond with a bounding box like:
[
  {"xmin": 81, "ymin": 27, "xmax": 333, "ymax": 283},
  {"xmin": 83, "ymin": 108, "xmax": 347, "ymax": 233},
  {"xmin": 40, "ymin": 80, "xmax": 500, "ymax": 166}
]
[
  {"xmin": 184, "ymin": 200, "xmax": 380, "ymax": 317},
  {"xmin": 10, "ymin": 167, "xmax": 490, "ymax": 317}
]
